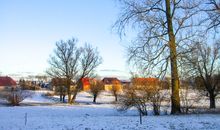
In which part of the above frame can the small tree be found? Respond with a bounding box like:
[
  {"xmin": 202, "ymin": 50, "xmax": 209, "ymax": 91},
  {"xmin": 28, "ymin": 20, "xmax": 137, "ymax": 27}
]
[
  {"xmin": 89, "ymin": 80, "xmax": 103, "ymax": 103},
  {"xmin": 111, "ymin": 80, "xmax": 121, "ymax": 102}
]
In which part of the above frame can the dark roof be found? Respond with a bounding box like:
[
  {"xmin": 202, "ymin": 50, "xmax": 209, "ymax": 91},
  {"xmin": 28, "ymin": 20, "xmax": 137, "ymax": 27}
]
[
  {"xmin": 0, "ymin": 76, "xmax": 17, "ymax": 86},
  {"xmin": 120, "ymin": 80, "xmax": 131, "ymax": 84},
  {"xmin": 102, "ymin": 77, "xmax": 120, "ymax": 84}
]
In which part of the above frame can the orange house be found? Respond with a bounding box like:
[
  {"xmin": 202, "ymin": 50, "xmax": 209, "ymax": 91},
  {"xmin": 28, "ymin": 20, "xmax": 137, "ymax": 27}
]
[{"xmin": 102, "ymin": 77, "xmax": 123, "ymax": 92}]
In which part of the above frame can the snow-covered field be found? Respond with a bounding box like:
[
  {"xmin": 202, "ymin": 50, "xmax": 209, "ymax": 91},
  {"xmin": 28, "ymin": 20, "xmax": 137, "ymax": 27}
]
[{"xmin": 0, "ymin": 90, "xmax": 219, "ymax": 130}]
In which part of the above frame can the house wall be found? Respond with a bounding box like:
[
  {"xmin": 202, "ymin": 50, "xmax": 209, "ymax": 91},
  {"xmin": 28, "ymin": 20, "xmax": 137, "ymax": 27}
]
[
  {"xmin": 83, "ymin": 85, "xmax": 90, "ymax": 91},
  {"xmin": 104, "ymin": 84, "xmax": 123, "ymax": 92},
  {"xmin": 0, "ymin": 86, "xmax": 15, "ymax": 91}
]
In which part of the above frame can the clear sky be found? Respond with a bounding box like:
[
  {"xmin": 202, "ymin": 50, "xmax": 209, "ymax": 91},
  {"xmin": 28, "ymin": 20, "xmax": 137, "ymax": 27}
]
[{"xmin": 0, "ymin": 0, "xmax": 132, "ymax": 79}]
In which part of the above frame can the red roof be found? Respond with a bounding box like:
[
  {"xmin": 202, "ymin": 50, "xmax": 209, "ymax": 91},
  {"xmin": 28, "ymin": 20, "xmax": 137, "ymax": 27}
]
[{"xmin": 0, "ymin": 76, "xmax": 17, "ymax": 86}]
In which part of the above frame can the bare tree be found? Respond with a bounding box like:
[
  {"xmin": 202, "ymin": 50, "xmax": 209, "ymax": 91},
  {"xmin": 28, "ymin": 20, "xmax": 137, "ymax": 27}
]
[
  {"xmin": 111, "ymin": 80, "xmax": 122, "ymax": 102},
  {"xmin": 183, "ymin": 41, "xmax": 220, "ymax": 108},
  {"xmin": 89, "ymin": 79, "xmax": 104, "ymax": 103},
  {"xmin": 47, "ymin": 38, "xmax": 80, "ymax": 103},
  {"xmin": 114, "ymin": 0, "xmax": 208, "ymax": 114},
  {"xmin": 204, "ymin": 0, "xmax": 220, "ymax": 30},
  {"xmin": 47, "ymin": 39, "xmax": 102, "ymax": 104},
  {"xmin": 71, "ymin": 43, "xmax": 102, "ymax": 103}
]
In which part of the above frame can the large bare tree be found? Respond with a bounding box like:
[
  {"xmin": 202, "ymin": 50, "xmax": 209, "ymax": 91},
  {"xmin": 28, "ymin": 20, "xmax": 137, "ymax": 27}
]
[
  {"xmin": 47, "ymin": 38, "xmax": 79, "ymax": 103},
  {"xmin": 70, "ymin": 43, "xmax": 102, "ymax": 103},
  {"xmin": 47, "ymin": 38, "xmax": 102, "ymax": 104},
  {"xmin": 114, "ymin": 0, "xmax": 205, "ymax": 114}
]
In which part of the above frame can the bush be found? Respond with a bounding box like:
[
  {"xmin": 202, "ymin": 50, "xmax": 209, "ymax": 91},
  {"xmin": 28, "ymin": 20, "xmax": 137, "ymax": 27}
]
[
  {"xmin": 117, "ymin": 87, "xmax": 148, "ymax": 115},
  {"xmin": 5, "ymin": 88, "xmax": 32, "ymax": 106},
  {"xmin": 117, "ymin": 79, "xmax": 169, "ymax": 116}
]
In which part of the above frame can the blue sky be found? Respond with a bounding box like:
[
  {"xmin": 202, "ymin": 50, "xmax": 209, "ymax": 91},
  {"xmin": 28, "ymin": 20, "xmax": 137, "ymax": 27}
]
[{"xmin": 0, "ymin": 0, "xmax": 132, "ymax": 78}]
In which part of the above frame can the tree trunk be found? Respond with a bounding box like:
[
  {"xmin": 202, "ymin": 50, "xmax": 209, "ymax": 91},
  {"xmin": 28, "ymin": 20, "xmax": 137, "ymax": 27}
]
[
  {"xmin": 115, "ymin": 94, "xmax": 118, "ymax": 102},
  {"xmin": 93, "ymin": 94, "xmax": 97, "ymax": 103},
  {"xmin": 165, "ymin": 0, "xmax": 181, "ymax": 114},
  {"xmin": 67, "ymin": 93, "xmax": 71, "ymax": 103},
  {"xmin": 70, "ymin": 90, "xmax": 77, "ymax": 104},
  {"xmin": 60, "ymin": 94, "xmax": 62, "ymax": 102},
  {"xmin": 62, "ymin": 95, "xmax": 65, "ymax": 103},
  {"xmin": 139, "ymin": 110, "xmax": 142, "ymax": 125},
  {"xmin": 209, "ymin": 90, "xmax": 216, "ymax": 108},
  {"xmin": 66, "ymin": 79, "xmax": 72, "ymax": 104},
  {"xmin": 70, "ymin": 78, "xmax": 82, "ymax": 103}
]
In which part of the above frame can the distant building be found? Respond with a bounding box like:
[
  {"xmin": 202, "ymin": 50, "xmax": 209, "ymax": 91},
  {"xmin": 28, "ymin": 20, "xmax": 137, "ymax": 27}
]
[
  {"xmin": 102, "ymin": 77, "xmax": 123, "ymax": 92},
  {"xmin": 81, "ymin": 78, "xmax": 91, "ymax": 91},
  {"xmin": 0, "ymin": 76, "xmax": 17, "ymax": 90},
  {"xmin": 82, "ymin": 78, "xmax": 107, "ymax": 91}
]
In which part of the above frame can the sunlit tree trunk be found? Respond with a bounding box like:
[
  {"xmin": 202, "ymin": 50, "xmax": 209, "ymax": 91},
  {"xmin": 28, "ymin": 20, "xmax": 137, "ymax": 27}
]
[{"xmin": 165, "ymin": 0, "xmax": 181, "ymax": 114}]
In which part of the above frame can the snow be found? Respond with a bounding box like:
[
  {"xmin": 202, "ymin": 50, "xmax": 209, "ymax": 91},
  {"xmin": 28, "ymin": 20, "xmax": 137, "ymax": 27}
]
[
  {"xmin": 22, "ymin": 90, "xmax": 55, "ymax": 104},
  {"xmin": 0, "ymin": 90, "xmax": 219, "ymax": 130}
]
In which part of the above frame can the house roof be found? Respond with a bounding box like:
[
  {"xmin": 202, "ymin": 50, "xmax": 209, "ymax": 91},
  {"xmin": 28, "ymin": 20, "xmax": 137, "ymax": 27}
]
[
  {"xmin": 82, "ymin": 78, "xmax": 97, "ymax": 86},
  {"xmin": 102, "ymin": 77, "xmax": 121, "ymax": 84},
  {"xmin": 132, "ymin": 77, "xmax": 159, "ymax": 85},
  {"xmin": 0, "ymin": 76, "xmax": 17, "ymax": 86}
]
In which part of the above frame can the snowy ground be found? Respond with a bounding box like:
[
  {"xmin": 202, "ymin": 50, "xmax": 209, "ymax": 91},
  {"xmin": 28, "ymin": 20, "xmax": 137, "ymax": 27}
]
[{"xmin": 0, "ymin": 90, "xmax": 219, "ymax": 130}]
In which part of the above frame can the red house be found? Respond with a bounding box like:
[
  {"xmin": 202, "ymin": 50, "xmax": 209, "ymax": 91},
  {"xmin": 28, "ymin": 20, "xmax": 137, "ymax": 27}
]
[
  {"xmin": 0, "ymin": 76, "xmax": 17, "ymax": 90},
  {"xmin": 81, "ymin": 78, "xmax": 96, "ymax": 91}
]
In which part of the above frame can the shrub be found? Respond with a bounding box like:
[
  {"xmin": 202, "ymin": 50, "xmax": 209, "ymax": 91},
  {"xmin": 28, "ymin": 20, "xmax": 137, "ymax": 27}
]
[
  {"xmin": 117, "ymin": 79, "xmax": 169, "ymax": 116},
  {"xmin": 6, "ymin": 88, "xmax": 32, "ymax": 106}
]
